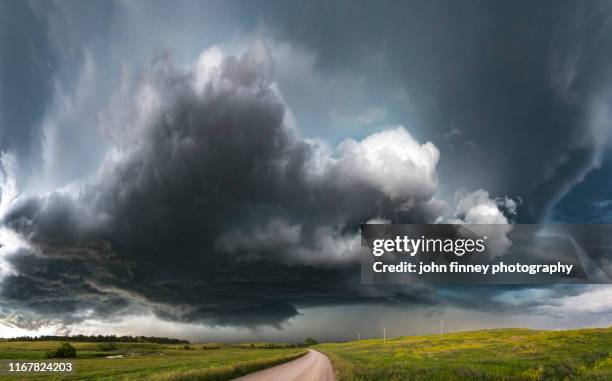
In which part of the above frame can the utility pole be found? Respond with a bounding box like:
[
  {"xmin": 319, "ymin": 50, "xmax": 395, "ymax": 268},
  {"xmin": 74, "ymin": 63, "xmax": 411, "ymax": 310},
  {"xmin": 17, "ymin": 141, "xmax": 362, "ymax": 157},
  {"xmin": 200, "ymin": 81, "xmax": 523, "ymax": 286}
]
[
  {"xmin": 440, "ymin": 319, "xmax": 444, "ymax": 341},
  {"xmin": 358, "ymin": 333, "xmax": 360, "ymax": 341},
  {"xmin": 383, "ymin": 328, "xmax": 386, "ymax": 344}
]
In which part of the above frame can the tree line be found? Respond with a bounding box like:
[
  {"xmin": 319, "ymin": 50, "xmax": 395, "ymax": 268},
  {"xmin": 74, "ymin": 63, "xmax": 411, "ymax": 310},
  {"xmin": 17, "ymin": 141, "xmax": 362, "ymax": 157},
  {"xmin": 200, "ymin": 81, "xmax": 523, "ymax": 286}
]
[{"xmin": 4, "ymin": 335, "xmax": 189, "ymax": 344}]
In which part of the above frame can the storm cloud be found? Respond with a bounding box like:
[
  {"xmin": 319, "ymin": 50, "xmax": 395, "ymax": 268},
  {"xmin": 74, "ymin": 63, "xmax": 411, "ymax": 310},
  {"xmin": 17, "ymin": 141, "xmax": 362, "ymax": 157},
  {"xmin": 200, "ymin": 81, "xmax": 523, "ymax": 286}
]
[
  {"xmin": 0, "ymin": 46, "xmax": 455, "ymax": 328},
  {"xmin": 249, "ymin": 0, "xmax": 612, "ymax": 221}
]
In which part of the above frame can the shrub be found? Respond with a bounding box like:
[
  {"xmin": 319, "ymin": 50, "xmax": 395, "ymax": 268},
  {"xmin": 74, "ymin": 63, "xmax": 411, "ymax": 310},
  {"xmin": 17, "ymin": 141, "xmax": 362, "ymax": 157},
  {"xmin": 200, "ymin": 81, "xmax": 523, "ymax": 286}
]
[
  {"xmin": 183, "ymin": 345, "xmax": 191, "ymax": 350},
  {"xmin": 46, "ymin": 343, "xmax": 77, "ymax": 358},
  {"xmin": 97, "ymin": 343, "xmax": 118, "ymax": 351}
]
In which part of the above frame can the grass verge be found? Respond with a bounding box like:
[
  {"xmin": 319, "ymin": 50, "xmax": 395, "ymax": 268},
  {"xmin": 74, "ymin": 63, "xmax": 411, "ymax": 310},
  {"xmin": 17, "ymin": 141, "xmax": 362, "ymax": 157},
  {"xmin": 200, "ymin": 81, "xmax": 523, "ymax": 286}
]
[{"xmin": 150, "ymin": 350, "xmax": 307, "ymax": 381}]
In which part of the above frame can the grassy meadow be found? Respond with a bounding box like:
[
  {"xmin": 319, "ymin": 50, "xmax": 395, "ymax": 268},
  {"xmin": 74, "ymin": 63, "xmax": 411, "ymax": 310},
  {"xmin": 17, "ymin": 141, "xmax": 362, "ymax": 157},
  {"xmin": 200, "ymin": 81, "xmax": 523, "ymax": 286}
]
[
  {"xmin": 316, "ymin": 327, "xmax": 612, "ymax": 381},
  {"xmin": 0, "ymin": 341, "xmax": 305, "ymax": 381}
]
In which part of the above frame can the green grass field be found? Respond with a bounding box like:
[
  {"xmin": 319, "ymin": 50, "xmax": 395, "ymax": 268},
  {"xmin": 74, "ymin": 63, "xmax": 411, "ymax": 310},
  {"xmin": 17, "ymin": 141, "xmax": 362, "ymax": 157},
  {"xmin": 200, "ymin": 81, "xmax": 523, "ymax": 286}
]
[
  {"xmin": 0, "ymin": 327, "xmax": 610, "ymax": 380},
  {"xmin": 316, "ymin": 327, "xmax": 612, "ymax": 381},
  {"xmin": 0, "ymin": 341, "xmax": 305, "ymax": 380}
]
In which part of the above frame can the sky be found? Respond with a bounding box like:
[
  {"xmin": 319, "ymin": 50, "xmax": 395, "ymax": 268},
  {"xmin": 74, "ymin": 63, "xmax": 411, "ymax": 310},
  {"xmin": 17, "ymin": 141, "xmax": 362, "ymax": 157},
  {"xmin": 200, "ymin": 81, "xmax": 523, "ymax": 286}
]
[{"xmin": 0, "ymin": 0, "xmax": 611, "ymax": 342}]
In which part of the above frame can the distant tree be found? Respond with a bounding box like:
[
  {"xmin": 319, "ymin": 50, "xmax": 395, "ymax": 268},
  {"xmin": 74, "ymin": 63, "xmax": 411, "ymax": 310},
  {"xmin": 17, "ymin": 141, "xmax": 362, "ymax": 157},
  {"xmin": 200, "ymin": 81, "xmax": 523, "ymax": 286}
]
[
  {"xmin": 46, "ymin": 343, "xmax": 77, "ymax": 358},
  {"xmin": 183, "ymin": 345, "xmax": 191, "ymax": 350},
  {"xmin": 303, "ymin": 337, "xmax": 319, "ymax": 346}
]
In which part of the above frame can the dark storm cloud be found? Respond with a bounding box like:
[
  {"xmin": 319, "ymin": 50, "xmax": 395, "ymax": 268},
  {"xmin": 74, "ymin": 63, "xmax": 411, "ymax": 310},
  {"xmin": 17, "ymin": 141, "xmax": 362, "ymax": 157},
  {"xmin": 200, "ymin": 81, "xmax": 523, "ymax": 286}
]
[
  {"xmin": 441, "ymin": 284, "xmax": 583, "ymax": 309},
  {"xmin": 244, "ymin": 0, "xmax": 612, "ymax": 222},
  {"xmin": 552, "ymin": 152, "xmax": 612, "ymax": 223},
  {"xmin": 1, "ymin": 48, "xmax": 443, "ymax": 328},
  {"xmin": 0, "ymin": 1, "xmax": 58, "ymax": 168},
  {"xmin": 0, "ymin": 1, "xmax": 117, "ymax": 189},
  {"xmin": 2, "ymin": 0, "xmax": 611, "ymax": 226},
  {"xmin": 0, "ymin": 248, "xmax": 131, "ymax": 326},
  {"xmin": 1, "ymin": 0, "xmax": 611, "ymax": 334}
]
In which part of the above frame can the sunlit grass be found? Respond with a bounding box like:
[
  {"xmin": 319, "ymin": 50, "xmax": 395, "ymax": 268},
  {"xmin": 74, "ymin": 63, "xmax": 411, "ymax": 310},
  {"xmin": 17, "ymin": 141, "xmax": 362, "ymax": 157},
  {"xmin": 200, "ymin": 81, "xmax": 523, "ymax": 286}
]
[
  {"xmin": 317, "ymin": 327, "xmax": 612, "ymax": 381},
  {"xmin": 0, "ymin": 341, "xmax": 305, "ymax": 380}
]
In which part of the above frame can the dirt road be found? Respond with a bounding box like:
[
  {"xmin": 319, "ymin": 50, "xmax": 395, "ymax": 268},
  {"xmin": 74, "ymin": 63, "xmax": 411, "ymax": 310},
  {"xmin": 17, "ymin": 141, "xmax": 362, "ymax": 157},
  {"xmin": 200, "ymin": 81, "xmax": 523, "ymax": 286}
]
[{"xmin": 232, "ymin": 349, "xmax": 335, "ymax": 381}]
